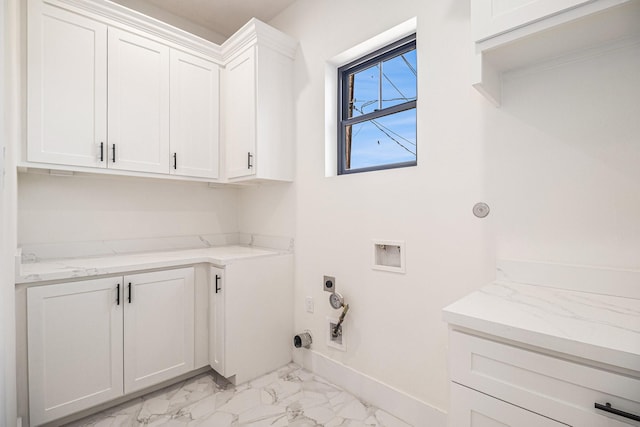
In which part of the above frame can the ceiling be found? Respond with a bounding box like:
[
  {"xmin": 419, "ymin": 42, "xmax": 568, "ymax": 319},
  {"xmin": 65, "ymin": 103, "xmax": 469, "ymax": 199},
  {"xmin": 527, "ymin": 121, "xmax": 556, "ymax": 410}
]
[{"xmin": 111, "ymin": 0, "xmax": 298, "ymax": 41}]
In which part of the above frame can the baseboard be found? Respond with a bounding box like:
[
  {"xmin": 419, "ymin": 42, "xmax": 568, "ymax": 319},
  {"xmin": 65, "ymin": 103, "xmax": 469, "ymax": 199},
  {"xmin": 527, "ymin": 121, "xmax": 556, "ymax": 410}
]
[{"xmin": 295, "ymin": 349, "xmax": 447, "ymax": 427}]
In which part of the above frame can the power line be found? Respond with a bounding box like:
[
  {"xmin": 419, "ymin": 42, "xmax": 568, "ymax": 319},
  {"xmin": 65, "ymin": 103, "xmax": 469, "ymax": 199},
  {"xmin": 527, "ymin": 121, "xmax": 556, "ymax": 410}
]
[
  {"xmin": 401, "ymin": 54, "xmax": 417, "ymax": 76},
  {"xmin": 372, "ymin": 118, "xmax": 416, "ymax": 146},
  {"xmin": 382, "ymin": 71, "xmax": 407, "ymax": 100},
  {"xmin": 370, "ymin": 120, "xmax": 416, "ymax": 156}
]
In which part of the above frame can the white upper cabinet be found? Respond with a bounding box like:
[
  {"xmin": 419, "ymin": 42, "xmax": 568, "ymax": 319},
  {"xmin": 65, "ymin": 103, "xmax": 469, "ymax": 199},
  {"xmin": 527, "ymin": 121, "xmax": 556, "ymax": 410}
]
[
  {"xmin": 108, "ymin": 28, "xmax": 170, "ymax": 174},
  {"xmin": 223, "ymin": 47, "xmax": 257, "ymax": 180},
  {"xmin": 27, "ymin": 3, "xmax": 107, "ymax": 168},
  {"xmin": 222, "ymin": 20, "xmax": 296, "ymax": 183},
  {"xmin": 26, "ymin": 1, "xmax": 296, "ymax": 183},
  {"xmin": 170, "ymin": 50, "xmax": 220, "ymax": 179},
  {"xmin": 472, "ymin": 0, "xmax": 592, "ymax": 41},
  {"xmin": 471, "ymin": 0, "xmax": 640, "ymax": 105}
]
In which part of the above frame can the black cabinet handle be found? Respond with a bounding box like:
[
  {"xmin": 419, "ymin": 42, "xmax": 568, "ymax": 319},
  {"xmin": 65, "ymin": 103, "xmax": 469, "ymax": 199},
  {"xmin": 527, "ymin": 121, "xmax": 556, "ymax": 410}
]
[
  {"xmin": 247, "ymin": 152, "xmax": 253, "ymax": 169},
  {"xmin": 215, "ymin": 274, "xmax": 221, "ymax": 293},
  {"xmin": 116, "ymin": 284, "xmax": 120, "ymax": 305},
  {"xmin": 128, "ymin": 282, "xmax": 132, "ymax": 303},
  {"xmin": 112, "ymin": 144, "xmax": 116, "ymax": 163},
  {"xmin": 595, "ymin": 402, "xmax": 640, "ymax": 422},
  {"xmin": 173, "ymin": 152, "xmax": 177, "ymax": 170},
  {"xmin": 100, "ymin": 142, "xmax": 104, "ymax": 162}
]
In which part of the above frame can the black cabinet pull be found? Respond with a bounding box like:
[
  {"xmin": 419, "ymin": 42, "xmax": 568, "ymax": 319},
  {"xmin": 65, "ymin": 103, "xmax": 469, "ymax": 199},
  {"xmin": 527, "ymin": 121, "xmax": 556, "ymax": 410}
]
[
  {"xmin": 247, "ymin": 152, "xmax": 253, "ymax": 169},
  {"xmin": 112, "ymin": 144, "xmax": 116, "ymax": 163},
  {"xmin": 173, "ymin": 152, "xmax": 177, "ymax": 170},
  {"xmin": 215, "ymin": 274, "xmax": 221, "ymax": 293},
  {"xmin": 116, "ymin": 284, "xmax": 120, "ymax": 305},
  {"xmin": 128, "ymin": 282, "xmax": 132, "ymax": 303},
  {"xmin": 100, "ymin": 142, "xmax": 104, "ymax": 162},
  {"xmin": 595, "ymin": 402, "xmax": 640, "ymax": 422}
]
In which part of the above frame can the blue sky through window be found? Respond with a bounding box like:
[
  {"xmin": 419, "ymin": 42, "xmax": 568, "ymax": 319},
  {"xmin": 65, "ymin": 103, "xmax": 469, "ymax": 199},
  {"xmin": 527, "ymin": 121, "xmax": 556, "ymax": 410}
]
[{"xmin": 345, "ymin": 48, "xmax": 417, "ymax": 171}]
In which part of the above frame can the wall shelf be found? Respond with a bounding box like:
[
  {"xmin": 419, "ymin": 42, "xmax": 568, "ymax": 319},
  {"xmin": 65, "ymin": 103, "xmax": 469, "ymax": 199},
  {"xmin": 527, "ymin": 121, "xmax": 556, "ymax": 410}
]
[{"xmin": 472, "ymin": 0, "xmax": 640, "ymax": 106}]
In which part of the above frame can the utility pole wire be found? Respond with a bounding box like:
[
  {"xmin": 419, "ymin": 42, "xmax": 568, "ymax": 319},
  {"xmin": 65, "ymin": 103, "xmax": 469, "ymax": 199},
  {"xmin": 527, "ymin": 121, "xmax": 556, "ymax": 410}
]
[
  {"xmin": 351, "ymin": 104, "xmax": 417, "ymax": 152},
  {"xmin": 346, "ymin": 54, "xmax": 417, "ymax": 161},
  {"xmin": 370, "ymin": 120, "xmax": 416, "ymax": 156},
  {"xmin": 372, "ymin": 118, "xmax": 416, "ymax": 146},
  {"xmin": 383, "ymin": 72, "xmax": 407, "ymax": 101},
  {"xmin": 401, "ymin": 54, "xmax": 417, "ymax": 76}
]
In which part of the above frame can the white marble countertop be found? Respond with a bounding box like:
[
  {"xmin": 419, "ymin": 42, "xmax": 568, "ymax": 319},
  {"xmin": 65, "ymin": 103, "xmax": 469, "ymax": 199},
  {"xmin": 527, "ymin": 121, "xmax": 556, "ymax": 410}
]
[
  {"xmin": 443, "ymin": 281, "xmax": 640, "ymax": 373},
  {"xmin": 16, "ymin": 245, "xmax": 285, "ymax": 284}
]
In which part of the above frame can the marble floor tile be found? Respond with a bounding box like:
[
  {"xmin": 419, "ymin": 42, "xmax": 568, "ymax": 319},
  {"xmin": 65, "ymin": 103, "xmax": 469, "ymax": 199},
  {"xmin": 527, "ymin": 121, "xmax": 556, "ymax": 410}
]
[{"xmin": 66, "ymin": 364, "xmax": 413, "ymax": 427}]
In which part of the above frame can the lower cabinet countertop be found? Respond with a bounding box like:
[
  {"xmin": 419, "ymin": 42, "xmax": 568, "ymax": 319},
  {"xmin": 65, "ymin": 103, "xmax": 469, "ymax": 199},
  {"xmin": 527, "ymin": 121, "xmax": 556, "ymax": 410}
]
[
  {"xmin": 443, "ymin": 281, "xmax": 640, "ymax": 374},
  {"xmin": 16, "ymin": 245, "xmax": 286, "ymax": 285}
]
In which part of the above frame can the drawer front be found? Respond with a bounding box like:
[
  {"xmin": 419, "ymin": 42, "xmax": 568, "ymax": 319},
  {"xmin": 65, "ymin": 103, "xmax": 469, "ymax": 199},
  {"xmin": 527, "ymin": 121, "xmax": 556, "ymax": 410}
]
[
  {"xmin": 449, "ymin": 382, "xmax": 566, "ymax": 427},
  {"xmin": 450, "ymin": 331, "xmax": 640, "ymax": 426}
]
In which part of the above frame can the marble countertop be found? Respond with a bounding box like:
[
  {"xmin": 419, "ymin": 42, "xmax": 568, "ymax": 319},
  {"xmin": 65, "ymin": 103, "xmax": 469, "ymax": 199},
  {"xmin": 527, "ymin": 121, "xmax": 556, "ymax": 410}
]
[
  {"xmin": 16, "ymin": 245, "xmax": 285, "ymax": 284},
  {"xmin": 443, "ymin": 281, "xmax": 640, "ymax": 373}
]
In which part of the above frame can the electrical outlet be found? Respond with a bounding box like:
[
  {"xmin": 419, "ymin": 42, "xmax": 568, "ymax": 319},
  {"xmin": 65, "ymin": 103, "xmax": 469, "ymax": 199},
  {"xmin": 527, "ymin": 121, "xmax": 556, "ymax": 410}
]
[
  {"xmin": 305, "ymin": 296, "xmax": 314, "ymax": 313},
  {"xmin": 323, "ymin": 275, "xmax": 335, "ymax": 292}
]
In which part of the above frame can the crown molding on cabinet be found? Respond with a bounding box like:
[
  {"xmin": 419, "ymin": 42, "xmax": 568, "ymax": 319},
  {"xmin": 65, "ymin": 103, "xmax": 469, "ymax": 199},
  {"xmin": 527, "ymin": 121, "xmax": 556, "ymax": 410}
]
[
  {"xmin": 26, "ymin": 0, "xmax": 297, "ymax": 184},
  {"xmin": 45, "ymin": 0, "xmax": 223, "ymax": 61},
  {"xmin": 221, "ymin": 18, "xmax": 297, "ymax": 63},
  {"xmin": 43, "ymin": 0, "xmax": 297, "ymax": 65}
]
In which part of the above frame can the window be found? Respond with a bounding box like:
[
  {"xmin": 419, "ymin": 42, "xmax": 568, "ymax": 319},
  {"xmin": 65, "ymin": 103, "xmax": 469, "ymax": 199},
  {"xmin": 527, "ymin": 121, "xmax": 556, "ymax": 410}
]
[{"xmin": 338, "ymin": 34, "xmax": 417, "ymax": 175}]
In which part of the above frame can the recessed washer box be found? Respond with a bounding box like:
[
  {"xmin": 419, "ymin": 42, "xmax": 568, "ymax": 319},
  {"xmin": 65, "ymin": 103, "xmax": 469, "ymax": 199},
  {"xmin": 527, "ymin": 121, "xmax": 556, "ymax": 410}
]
[{"xmin": 372, "ymin": 240, "xmax": 405, "ymax": 273}]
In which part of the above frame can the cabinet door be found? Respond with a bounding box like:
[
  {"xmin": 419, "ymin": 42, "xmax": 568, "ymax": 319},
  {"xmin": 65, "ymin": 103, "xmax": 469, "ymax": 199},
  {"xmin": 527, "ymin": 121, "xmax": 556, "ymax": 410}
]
[
  {"xmin": 223, "ymin": 47, "xmax": 256, "ymax": 179},
  {"xmin": 123, "ymin": 268, "xmax": 194, "ymax": 393},
  {"xmin": 472, "ymin": 0, "xmax": 592, "ymax": 41},
  {"xmin": 449, "ymin": 383, "xmax": 565, "ymax": 427},
  {"xmin": 108, "ymin": 28, "xmax": 170, "ymax": 174},
  {"xmin": 27, "ymin": 3, "xmax": 107, "ymax": 168},
  {"xmin": 224, "ymin": 255, "xmax": 293, "ymax": 384},
  {"xmin": 27, "ymin": 277, "xmax": 123, "ymax": 425},
  {"xmin": 209, "ymin": 266, "xmax": 225, "ymax": 375},
  {"xmin": 170, "ymin": 50, "xmax": 220, "ymax": 179}
]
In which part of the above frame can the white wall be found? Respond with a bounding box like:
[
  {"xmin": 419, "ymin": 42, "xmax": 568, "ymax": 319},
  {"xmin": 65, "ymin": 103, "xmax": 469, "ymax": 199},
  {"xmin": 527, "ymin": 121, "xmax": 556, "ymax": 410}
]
[
  {"xmin": 109, "ymin": 0, "xmax": 226, "ymax": 44},
  {"xmin": 11, "ymin": 0, "xmax": 639, "ymax": 422},
  {"xmin": 18, "ymin": 172, "xmax": 240, "ymax": 245},
  {"xmin": 239, "ymin": 0, "xmax": 495, "ymax": 414},
  {"xmin": 2, "ymin": 0, "xmax": 19, "ymax": 424},
  {"xmin": 1, "ymin": 0, "xmax": 8, "ymax": 420},
  {"xmin": 487, "ymin": 43, "xmax": 640, "ymax": 270},
  {"xmin": 243, "ymin": 0, "xmax": 640, "ymax": 416}
]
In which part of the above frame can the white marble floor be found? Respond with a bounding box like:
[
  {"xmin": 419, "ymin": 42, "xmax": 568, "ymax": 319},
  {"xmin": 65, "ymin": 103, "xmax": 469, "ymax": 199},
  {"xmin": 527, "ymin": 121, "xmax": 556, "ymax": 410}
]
[{"xmin": 66, "ymin": 364, "xmax": 413, "ymax": 427}]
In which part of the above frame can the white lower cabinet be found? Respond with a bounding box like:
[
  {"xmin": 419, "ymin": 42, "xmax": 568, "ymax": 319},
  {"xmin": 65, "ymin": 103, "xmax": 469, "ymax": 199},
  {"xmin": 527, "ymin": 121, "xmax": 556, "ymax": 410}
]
[
  {"xmin": 450, "ymin": 382, "xmax": 565, "ymax": 427},
  {"xmin": 209, "ymin": 255, "xmax": 293, "ymax": 384},
  {"xmin": 123, "ymin": 269, "xmax": 195, "ymax": 393},
  {"xmin": 27, "ymin": 268, "xmax": 194, "ymax": 425},
  {"xmin": 448, "ymin": 330, "xmax": 640, "ymax": 427}
]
